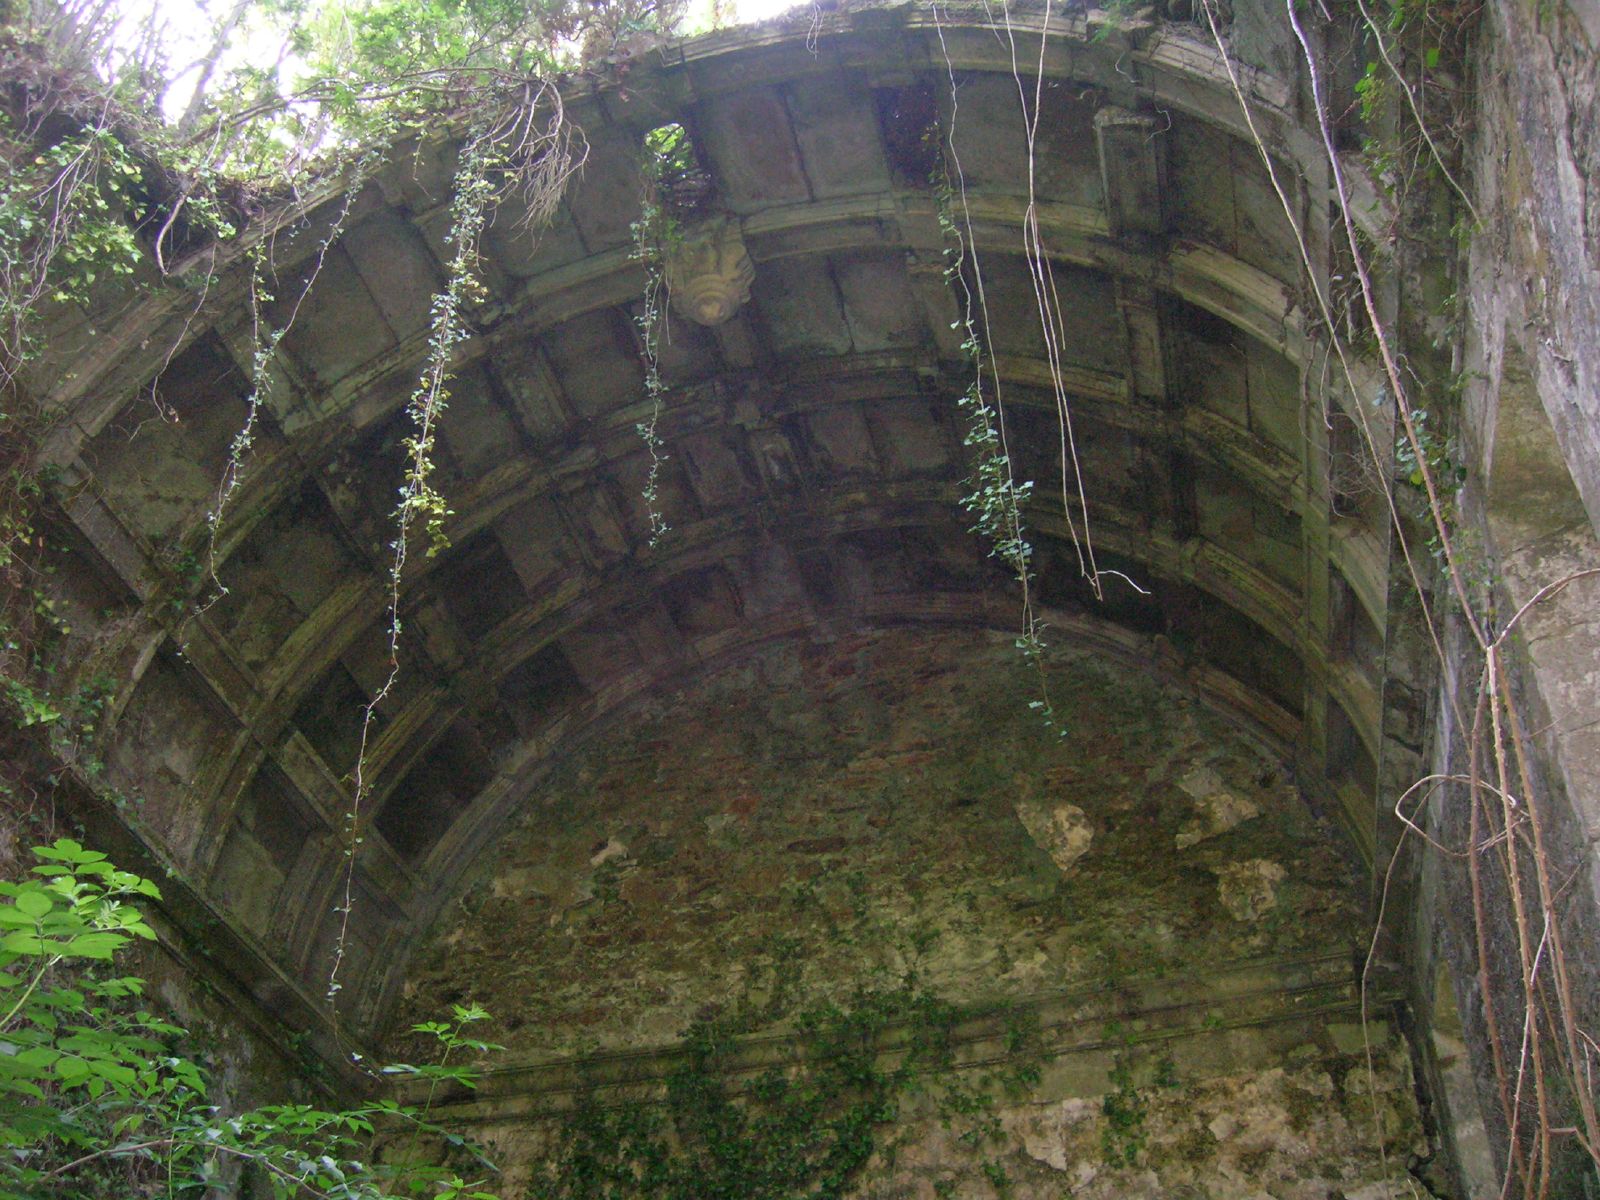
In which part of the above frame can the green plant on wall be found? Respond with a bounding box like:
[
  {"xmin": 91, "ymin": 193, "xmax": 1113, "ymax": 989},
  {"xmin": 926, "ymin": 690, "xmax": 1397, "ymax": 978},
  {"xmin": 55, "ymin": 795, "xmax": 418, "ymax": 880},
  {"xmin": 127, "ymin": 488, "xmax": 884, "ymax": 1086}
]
[
  {"xmin": 1098, "ymin": 1044, "xmax": 1147, "ymax": 1168},
  {"xmin": 0, "ymin": 103, "xmax": 174, "ymax": 789},
  {"xmin": 1095, "ymin": 1027, "xmax": 1181, "ymax": 1171},
  {"xmin": 928, "ymin": 147, "xmax": 1062, "ymax": 739},
  {"xmin": 529, "ymin": 955, "xmax": 1044, "ymax": 1200},
  {"xmin": 1393, "ymin": 406, "xmax": 1465, "ymax": 495},
  {"xmin": 629, "ymin": 121, "xmax": 702, "ymax": 548}
]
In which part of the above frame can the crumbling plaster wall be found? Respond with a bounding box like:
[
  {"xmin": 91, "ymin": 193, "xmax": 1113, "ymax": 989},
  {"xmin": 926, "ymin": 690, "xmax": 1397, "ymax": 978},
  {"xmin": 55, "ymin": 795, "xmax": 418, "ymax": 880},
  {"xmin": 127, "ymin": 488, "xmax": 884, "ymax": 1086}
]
[
  {"xmin": 391, "ymin": 628, "xmax": 1363, "ymax": 1062},
  {"xmin": 402, "ymin": 627, "xmax": 1428, "ymax": 1198}
]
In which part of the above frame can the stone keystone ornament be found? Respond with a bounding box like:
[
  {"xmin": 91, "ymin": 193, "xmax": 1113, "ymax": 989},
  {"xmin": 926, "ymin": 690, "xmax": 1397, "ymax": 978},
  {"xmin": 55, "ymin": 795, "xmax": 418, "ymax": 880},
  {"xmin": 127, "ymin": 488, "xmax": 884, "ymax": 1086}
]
[{"xmin": 665, "ymin": 219, "xmax": 756, "ymax": 326}]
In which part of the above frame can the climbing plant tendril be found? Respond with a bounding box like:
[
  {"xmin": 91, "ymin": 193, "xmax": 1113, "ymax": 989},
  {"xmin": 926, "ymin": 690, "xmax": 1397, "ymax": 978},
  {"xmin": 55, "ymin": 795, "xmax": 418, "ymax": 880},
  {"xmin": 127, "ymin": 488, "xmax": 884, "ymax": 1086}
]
[
  {"xmin": 931, "ymin": 0, "xmax": 1060, "ymax": 736},
  {"xmin": 327, "ymin": 132, "xmax": 496, "ymax": 1008},
  {"xmin": 631, "ymin": 121, "xmax": 701, "ymax": 548},
  {"xmin": 199, "ymin": 165, "xmax": 375, "ymax": 615},
  {"xmin": 631, "ymin": 142, "xmax": 675, "ymax": 549},
  {"xmin": 328, "ymin": 100, "xmax": 580, "ymax": 1008}
]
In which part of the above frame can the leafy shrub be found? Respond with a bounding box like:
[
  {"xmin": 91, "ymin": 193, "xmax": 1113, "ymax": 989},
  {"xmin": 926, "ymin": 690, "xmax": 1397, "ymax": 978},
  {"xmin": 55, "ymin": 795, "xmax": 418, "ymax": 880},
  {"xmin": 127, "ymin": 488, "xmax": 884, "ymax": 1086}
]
[{"xmin": 0, "ymin": 837, "xmax": 499, "ymax": 1200}]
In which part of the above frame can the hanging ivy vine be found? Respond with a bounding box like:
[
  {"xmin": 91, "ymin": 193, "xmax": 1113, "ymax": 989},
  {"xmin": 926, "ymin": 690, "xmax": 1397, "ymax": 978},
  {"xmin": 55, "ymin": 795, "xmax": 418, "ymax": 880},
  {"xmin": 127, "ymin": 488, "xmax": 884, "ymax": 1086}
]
[
  {"xmin": 328, "ymin": 96, "xmax": 582, "ymax": 1005},
  {"xmin": 199, "ymin": 160, "xmax": 378, "ymax": 612},
  {"xmin": 928, "ymin": 6, "xmax": 1061, "ymax": 735},
  {"xmin": 629, "ymin": 121, "xmax": 705, "ymax": 548},
  {"xmin": 325, "ymin": 131, "xmax": 499, "ymax": 1004}
]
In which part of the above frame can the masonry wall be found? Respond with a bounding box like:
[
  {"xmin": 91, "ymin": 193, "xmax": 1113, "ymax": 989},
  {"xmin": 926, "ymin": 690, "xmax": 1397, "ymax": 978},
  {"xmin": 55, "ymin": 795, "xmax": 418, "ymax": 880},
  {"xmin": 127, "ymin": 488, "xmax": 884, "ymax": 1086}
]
[
  {"xmin": 1405, "ymin": 0, "xmax": 1600, "ymax": 1192},
  {"xmin": 396, "ymin": 627, "xmax": 1431, "ymax": 1197}
]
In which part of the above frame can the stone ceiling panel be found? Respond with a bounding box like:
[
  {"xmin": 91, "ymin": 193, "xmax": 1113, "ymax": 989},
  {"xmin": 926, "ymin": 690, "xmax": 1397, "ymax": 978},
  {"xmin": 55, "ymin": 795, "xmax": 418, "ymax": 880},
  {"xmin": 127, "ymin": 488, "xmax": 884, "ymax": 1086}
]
[
  {"xmin": 787, "ymin": 77, "xmax": 895, "ymax": 199},
  {"xmin": 696, "ymin": 86, "xmax": 813, "ymax": 213}
]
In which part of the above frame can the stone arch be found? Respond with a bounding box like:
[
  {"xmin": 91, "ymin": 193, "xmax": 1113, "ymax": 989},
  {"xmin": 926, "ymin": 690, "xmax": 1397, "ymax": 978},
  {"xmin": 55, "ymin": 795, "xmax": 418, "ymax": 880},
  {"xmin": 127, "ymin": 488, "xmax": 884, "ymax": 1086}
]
[{"xmin": 28, "ymin": 6, "xmax": 1432, "ymax": 1165}]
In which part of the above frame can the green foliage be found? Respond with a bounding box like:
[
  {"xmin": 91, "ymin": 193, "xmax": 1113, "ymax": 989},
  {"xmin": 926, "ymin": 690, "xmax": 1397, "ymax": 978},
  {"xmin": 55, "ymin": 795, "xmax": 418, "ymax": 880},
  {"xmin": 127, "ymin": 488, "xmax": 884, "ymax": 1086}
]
[
  {"xmin": 930, "ymin": 149, "xmax": 1062, "ymax": 737},
  {"xmin": 531, "ymin": 995, "xmax": 901, "ymax": 1200},
  {"xmin": 530, "ymin": 964, "xmax": 1042, "ymax": 1200},
  {"xmin": 1393, "ymin": 406, "xmax": 1466, "ymax": 495},
  {"xmin": 1, "ymin": 676, "xmax": 58, "ymax": 730},
  {"xmin": 930, "ymin": 172, "xmax": 1031, "ymax": 589},
  {"xmin": 1343, "ymin": 0, "xmax": 1480, "ymax": 227},
  {"xmin": 629, "ymin": 123, "xmax": 697, "ymax": 548},
  {"xmin": 1095, "ymin": 1034, "xmax": 1179, "ymax": 1171},
  {"xmin": 1098, "ymin": 1037, "xmax": 1147, "ymax": 1169},
  {"xmin": 0, "ymin": 114, "xmax": 146, "ymax": 382},
  {"xmin": 154, "ymin": 0, "xmax": 679, "ymax": 179},
  {"xmin": 310, "ymin": 0, "xmax": 575, "ymax": 78},
  {"xmin": 329, "ymin": 126, "xmax": 524, "ymax": 1002},
  {"xmin": 302, "ymin": 0, "xmax": 685, "ymax": 90},
  {"xmin": 642, "ymin": 122, "xmax": 695, "ymax": 182},
  {"xmin": 1090, "ymin": 0, "xmax": 1147, "ymax": 42},
  {"xmin": 382, "ymin": 1002, "xmax": 504, "ymax": 1104},
  {"xmin": 0, "ymin": 838, "xmax": 503, "ymax": 1199},
  {"xmin": 399, "ymin": 135, "xmax": 499, "ymax": 561}
]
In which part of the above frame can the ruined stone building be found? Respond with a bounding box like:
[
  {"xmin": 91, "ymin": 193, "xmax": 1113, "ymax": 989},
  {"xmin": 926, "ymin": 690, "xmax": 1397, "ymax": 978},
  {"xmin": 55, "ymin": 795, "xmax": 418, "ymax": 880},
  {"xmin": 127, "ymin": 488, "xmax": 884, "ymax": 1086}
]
[{"xmin": 16, "ymin": 0, "xmax": 1600, "ymax": 1195}]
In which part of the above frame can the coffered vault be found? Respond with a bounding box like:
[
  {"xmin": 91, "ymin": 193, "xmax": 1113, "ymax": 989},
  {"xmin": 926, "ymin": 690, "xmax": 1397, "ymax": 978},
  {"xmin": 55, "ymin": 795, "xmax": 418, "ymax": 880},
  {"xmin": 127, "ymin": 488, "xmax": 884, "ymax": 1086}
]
[{"xmin": 32, "ymin": 0, "xmax": 1412, "ymax": 1101}]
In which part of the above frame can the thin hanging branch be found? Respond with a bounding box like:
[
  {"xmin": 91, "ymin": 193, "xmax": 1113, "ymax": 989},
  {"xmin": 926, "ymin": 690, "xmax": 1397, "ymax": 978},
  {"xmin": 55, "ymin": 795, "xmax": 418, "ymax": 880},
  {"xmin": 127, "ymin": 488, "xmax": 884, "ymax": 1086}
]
[
  {"xmin": 198, "ymin": 166, "xmax": 374, "ymax": 614},
  {"xmin": 326, "ymin": 91, "xmax": 581, "ymax": 1010},
  {"xmin": 931, "ymin": 0, "xmax": 1060, "ymax": 734},
  {"xmin": 991, "ymin": 0, "xmax": 1105, "ymax": 597}
]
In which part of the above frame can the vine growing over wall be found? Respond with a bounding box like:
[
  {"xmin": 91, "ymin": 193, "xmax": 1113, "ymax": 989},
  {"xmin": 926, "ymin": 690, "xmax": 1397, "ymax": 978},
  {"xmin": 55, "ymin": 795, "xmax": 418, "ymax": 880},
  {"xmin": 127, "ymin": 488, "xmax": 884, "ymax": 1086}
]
[
  {"xmin": 629, "ymin": 122, "xmax": 697, "ymax": 548},
  {"xmin": 0, "ymin": 16, "xmax": 242, "ymax": 840},
  {"xmin": 199, "ymin": 163, "xmax": 377, "ymax": 612},
  {"xmin": 528, "ymin": 970, "xmax": 1042, "ymax": 1200},
  {"xmin": 325, "ymin": 130, "xmax": 501, "ymax": 1006}
]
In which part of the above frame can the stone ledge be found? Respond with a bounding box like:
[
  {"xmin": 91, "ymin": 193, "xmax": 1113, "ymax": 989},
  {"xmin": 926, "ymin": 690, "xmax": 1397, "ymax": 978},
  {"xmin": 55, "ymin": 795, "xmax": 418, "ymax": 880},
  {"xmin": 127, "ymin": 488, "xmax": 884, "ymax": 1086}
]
[{"xmin": 412, "ymin": 950, "xmax": 1397, "ymax": 1122}]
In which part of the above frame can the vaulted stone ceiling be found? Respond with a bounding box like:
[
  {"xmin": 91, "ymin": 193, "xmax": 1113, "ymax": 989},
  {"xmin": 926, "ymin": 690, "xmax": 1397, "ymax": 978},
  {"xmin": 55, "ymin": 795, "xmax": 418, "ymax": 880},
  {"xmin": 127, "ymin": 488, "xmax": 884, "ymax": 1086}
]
[{"xmin": 30, "ymin": 2, "xmax": 1396, "ymax": 1069}]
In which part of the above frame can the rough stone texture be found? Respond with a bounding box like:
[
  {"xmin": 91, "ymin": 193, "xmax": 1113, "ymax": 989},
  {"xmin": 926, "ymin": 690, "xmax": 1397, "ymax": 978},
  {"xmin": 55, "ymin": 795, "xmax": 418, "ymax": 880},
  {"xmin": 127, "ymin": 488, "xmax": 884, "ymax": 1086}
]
[
  {"xmin": 980, "ymin": 1051, "xmax": 1423, "ymax": 1200},
  {"xmin": 1398, "ymin": 2, "xmax": 1600, "ymax": 1189},
  {"xmin": 390, "ymin": 625, "xmax": 1420, "ymax": 1195},
  {"xmin": 23, "ymin": 4, "xmax": 1600, "ymax": 1194},
  {"xmin": 390, "ymin": 628, "xmax": 1360, "ymax": 1065},
  {"xmin": 437, "ymin": 970, "xmax": 1426, "ymax": 1198},
  {"xmin": 1466, "ymin": 3, "xmax": 1600, "ymax": 532},
  {"xmin": 1175, "ymin": 764, "xmax": 1265, "ymax": 849},
  {"xmin": 1462, "ymin": 0, "xmax": 1600, "ymax": 873},
  {"xmin": 1214, "ymin": 859, "xmax": 1288, "ymax": 924},
  {"xmin": 1014, "ymin": 798, "xmax": 1095, "ymax": 873}
]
